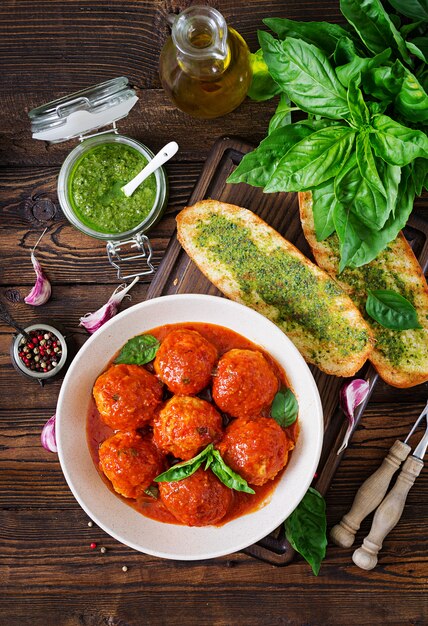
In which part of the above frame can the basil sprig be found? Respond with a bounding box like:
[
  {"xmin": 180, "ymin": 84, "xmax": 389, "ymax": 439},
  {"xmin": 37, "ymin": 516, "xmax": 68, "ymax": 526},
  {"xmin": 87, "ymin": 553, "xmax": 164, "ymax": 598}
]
[
  {"xmin": 285, "ymin": 487, "xmax": 327, "ymax": 575},
  {"xmin": 366, "ymin": 289, "xmax": 423, "ymax": 330},
  {"xmin": 210, "ymin": 449, "xmax": 255, "ymax": 494},
  {"xmin": 114, "ymin": 334, "xmax": 160, "ymax": 365},
  {"xmin": 155, "ymin": 444, "xmax": 214, "ymax": 483},
  {"xmin": 154, "ymin": 444, "xmax": 255, "ymax": 494},
  {"xmin": 228, "ymin": 1, "xmax": 428, "ymax": 271},
  {"xmin": 271, "ymin": 388, "xmax": 299, "ymax": 428}
]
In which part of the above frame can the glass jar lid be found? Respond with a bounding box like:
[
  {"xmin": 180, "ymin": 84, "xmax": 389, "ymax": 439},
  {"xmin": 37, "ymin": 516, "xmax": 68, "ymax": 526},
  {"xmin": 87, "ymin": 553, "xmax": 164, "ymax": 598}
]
[{"xmin": 29, "ymin": 77, "xmax": 138, "ymax": 143}]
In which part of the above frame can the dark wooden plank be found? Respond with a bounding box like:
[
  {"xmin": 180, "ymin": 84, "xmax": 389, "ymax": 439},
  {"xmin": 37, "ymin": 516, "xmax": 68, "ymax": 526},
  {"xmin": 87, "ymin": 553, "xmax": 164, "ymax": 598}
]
[
  {"xmin": 1, "ymin": 89, "xmax": 277, "ymax": 166},
  {"xmin": 0, "ymin": 162, "xmax": 202, "ymax": 285},
  {"xmin": 0, "ymin": 0, "xmax": 349, "ymax": 168},
  {"xmin": 0, "ymin": 404, "xmax": 426, "ymax": 624},
  {"xmin": 0, "ymin": 0, "xmax": 345, "ymax": 94},
  {"xmin": 1, "ymin": 0, "xmax": 427, "ymax": 623}
]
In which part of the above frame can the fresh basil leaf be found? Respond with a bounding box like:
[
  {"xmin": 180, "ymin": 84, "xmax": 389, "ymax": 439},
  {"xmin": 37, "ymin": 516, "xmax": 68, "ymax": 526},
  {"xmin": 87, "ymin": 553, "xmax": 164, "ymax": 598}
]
[
  {"xmin": 144, "ymin": 485, "xmax": 159, "ymax": 499},
  {"xmin": 348, "ymin": 164, "xmax": 414, "ymax": 267},
  {"xmin": 265, "ymin": 126, "xmax": 355, "ymax": 192},
  {"xmin": 389, "ymin": 12, "xmax": 402, "ymax": 30},
  {"xmin": 376, "ymin": 159, "xmax": 402, "ymax": 218},
  {"xmin": 340, "ymin": 0, "xmax": 412, "ymax": 65},
  {"xmin": 367, "ymin": 101, "xmax": 388, "ymax": 116},
  {"xmin": 263, "ymin": 17, "xmax": 353, "ymax": 56},
  {"xmin": 395, "ymin": 66, "xmax": 428, "ymax": 123},
  {"xmin": 410, "ymin": 36, "xmax": 428, "ymax": 60},
  {"xmin": 400, "ymin": 21, "xmax": 426, "ymax": 39},
  {"xmin": 210, "ymin": 449, "xmax": 255, "ymax": 494},
  {"xmin": 271, "ymin": 387, "xmax": 299, "ymax": 427},
  {"xmin": 335, "ymin": 41, "xmax": 392, "ymax": 88},
  {"xmin": 303, "ymin": 118, "xmax": 346, "ymax": 131},
  {"xmin": 366, "ymin": 289, "xmax": 423, "ymax": 330},
  {"xmin": 371, "ymin": 114, "xmax": 428, "ymax": 166},
  {"xmin": 114, "ymin": 334, "xmax": 160, "ymax": 365},
  {"xmin": 333, "ymin": 35, "xmax": 361, "ymax": 65},
  {"xmin": 417, "ymin": 64, "xmax": 428, "ymax": 94},
  {"xmin": 333, "ymin": 148, "xmax": 400, "ymax": 269},
  {"xmin": 357, "ymin": 131, "xmax": 386, "ymax": 192},
  {"xmin": 406, "ymin": 40, "xmax": 428, "ymax": 63},
  {"xmin": 411, "ymin": 158, "xmax": 428, "ymax": 195},
  {"xmin": 363, "ymin": 60, "xmax": 404, "ymax": 101},
  {"xmin": 284, "ymin": 487, "xmax": 327, "ymax": 576},
  {"xmin": 387, "ymin": 0, "xmax": 428, "ymax": 21},
  {"xmin": 333, "ymin": 201, "xmax": 363, "ymax": 272},
  {"xmin": 312, "ymin": 179, "xmax": 339, "ymax": 241},
  {"xmin": 334, "ymin": 134, "xmax": 390, "ymax": 233},
  {"xmin": 154, "ymin": 444, "xmax": 214, "ymax": 483},
  {"xmin": 258, "ymin": 32, "xmax": 350, "ymax": 119},
  {"xmin": 247, "ymin": 49, "xmax": 282, "ymax": 102},
  {"xmin": 347, "ymin": 77, "xmax": 370, "ymax": 127},
  {"xmin": 227, "ymin": 123, "xmax": 314, "ymax": 188},
  {"xmin": 268, "ymin": 94, "xmax": 293, "ymax": 135}
]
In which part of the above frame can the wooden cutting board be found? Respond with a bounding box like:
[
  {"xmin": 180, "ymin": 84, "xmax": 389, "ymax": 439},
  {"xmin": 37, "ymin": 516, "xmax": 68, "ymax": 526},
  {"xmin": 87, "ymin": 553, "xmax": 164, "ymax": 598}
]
[{"xmin": 146, "ymin": 136, "xmax": 428, "ymax": 565}]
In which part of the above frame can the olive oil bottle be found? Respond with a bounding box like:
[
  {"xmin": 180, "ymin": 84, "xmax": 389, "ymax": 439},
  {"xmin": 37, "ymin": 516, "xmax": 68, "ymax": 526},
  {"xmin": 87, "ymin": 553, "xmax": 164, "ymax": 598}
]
[{"xmin": 159, "ymin": 6, "xmax": 252, "ymax": 119}]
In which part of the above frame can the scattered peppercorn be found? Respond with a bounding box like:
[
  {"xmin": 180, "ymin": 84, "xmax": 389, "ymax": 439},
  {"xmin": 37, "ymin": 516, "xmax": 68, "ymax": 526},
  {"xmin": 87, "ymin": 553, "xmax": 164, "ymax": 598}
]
[
  {"xmin": 90, "ymin": 542, "xmax": 97, "ymax": 550},
  {"xmin": 87, "ymin": 521, "xmax": 93, "ymax": 527},
  {"xmin": 100, "ymin": 547, "xmax": 107, "ymax": 554},
  {"xmin": 17, "ymin": 329, "xmax": 62, "ymax": 374},
  {"xmin": 122, "ymin": 566, "xmax": 128, "ymax": 572}
]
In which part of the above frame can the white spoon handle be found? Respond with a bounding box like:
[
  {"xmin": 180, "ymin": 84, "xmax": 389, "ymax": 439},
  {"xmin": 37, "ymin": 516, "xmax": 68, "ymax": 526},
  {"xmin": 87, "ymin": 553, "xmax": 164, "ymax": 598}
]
[
  {"xmin": 330, "ymin": 439, "xmax": 411, "ymax": 548},
  {"xmin": 122, "ymin": 141, "xmax": 179, "ymax": 197},
  {"xmin": 352, "ymin": 455, "xmax": 423, "ymax": 570}
]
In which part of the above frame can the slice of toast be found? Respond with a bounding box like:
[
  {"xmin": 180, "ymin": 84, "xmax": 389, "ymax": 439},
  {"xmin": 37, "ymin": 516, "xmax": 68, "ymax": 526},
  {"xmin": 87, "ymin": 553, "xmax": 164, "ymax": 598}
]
[
  {"xmin": 176, "ymin": 200, "xmax": 373, "ymax": 377},
  {"xmin": 299, "ymin": 191, "xmax": 428, "ymax": 388}
]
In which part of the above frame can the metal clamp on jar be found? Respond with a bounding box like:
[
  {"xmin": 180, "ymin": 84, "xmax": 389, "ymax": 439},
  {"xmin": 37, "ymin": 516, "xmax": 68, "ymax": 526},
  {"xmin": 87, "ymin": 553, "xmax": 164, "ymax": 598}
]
[{"xmin": 28, "ymin": 77, "xmax": 169, "ymax": 280}]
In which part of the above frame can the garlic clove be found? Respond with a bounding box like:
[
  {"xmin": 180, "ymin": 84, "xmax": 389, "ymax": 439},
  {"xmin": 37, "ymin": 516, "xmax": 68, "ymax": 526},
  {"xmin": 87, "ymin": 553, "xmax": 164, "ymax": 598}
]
[{"xmin": 79, "ymin": 276, "xmax": 139, "ymax": 334}]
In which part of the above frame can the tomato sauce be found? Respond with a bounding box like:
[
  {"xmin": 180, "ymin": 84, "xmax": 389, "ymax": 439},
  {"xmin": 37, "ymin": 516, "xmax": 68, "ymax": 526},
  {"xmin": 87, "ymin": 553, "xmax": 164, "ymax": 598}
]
[{"xmin": 87, "ymin": 322, "xmax": 299, "ymax": 526}]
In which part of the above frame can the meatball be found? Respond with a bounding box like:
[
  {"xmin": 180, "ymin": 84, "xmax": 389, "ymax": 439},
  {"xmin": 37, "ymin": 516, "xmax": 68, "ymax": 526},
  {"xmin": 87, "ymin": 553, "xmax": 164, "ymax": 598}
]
[
  {"xmin": 93, "ymin": 363, "xmax": 163, "ymax": 430},
  {"xmin": 99, "ymin": 431, "xmax": 164, "ymax": 499},
  {"xmin": 153, "ymin": 395, "xmax": 223, "ymax": 460},
  {"xmin": 212, "ymin": 349, "xmax": 278, "ymax": 418},
  {"xmin": 217, "ymin": 417, "xmax": 293, "ymax": 486},
  {"xmin": 159, "ymin": 467, "xmax": 232, "ymax": 526},
  {"xmin": 154, "ymin": 329, "xmax": 218, "ymax": 395}
]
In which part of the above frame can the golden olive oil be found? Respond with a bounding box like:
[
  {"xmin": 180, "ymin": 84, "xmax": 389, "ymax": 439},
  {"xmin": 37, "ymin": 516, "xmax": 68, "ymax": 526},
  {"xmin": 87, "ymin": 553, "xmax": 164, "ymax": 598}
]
[{"xmin": 159, "ymin": 7, "xmax": 251, "ymax": 119}]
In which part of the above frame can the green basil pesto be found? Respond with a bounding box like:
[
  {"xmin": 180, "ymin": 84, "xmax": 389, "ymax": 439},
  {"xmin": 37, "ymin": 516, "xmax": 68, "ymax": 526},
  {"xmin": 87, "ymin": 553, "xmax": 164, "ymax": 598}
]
[
  {"xmin": 195, "ymin": 214, "xmax": 370, "ymax": 357},
  {"xmin": 69, "ymin": 143, "xmax": 157, "ymax": 234},
  {"xmin": 322, "ymin": 235, "xmax": 424, "ymax": 367},
  {"xmin": 375, "ymin": 324, "xmax": 427, "ymax": 367}
]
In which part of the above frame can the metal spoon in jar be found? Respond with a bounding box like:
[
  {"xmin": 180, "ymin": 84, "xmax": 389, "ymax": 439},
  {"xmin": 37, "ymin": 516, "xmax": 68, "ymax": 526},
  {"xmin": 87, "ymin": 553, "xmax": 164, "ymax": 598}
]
[{"xmin": 102, "ymin": 141, "xmax": 179, "ymax": 204}]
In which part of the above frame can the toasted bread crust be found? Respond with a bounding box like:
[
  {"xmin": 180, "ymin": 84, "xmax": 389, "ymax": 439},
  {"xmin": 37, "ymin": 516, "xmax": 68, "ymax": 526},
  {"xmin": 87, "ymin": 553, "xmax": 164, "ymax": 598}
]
[
  {"xmin": 299, "ymin": 191, "xmax": 428, "ymax": 388},
  {"xmin": 177, "ymin": 200, "xmax": 373, "ymax": 377}
]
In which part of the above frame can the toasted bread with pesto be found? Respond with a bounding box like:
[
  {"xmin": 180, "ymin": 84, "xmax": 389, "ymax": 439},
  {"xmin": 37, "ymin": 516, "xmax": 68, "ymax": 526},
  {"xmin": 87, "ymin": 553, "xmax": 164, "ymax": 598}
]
[
  {"xmin": 176, "ymin": 200, "xmax": 373, "ymax": 377},
  {"xmin": 299, "ymin": 191, "xmax": 428, "ymax": 388}
]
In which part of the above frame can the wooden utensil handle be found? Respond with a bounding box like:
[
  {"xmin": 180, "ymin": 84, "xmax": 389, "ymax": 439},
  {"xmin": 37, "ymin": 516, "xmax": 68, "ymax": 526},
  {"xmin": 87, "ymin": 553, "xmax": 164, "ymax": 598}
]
[
  {"xmin": 330, "ymin": 440, "xmax": 410, "ymax": 548},
  {"xmin": 352, "ymin": 456, "xmax": 424, "ymax": 570}
]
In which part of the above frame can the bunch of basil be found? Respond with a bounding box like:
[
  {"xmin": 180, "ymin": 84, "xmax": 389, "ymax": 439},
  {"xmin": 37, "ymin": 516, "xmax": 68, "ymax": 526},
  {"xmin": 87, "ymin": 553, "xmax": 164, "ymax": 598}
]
[{"xmin": 228, "ymin": 0, "xmax": 428, "ymax": 271}]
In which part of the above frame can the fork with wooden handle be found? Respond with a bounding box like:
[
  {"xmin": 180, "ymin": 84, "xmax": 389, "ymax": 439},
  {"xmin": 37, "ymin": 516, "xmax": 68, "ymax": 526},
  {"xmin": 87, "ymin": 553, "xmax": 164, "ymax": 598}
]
[
  {"xmin": 330, "ymin": 400, "xmax": 428, "ymax": 549},
  {"xmin": 352, "ymin": 452, "xmax": 425, "ymax": 570}
]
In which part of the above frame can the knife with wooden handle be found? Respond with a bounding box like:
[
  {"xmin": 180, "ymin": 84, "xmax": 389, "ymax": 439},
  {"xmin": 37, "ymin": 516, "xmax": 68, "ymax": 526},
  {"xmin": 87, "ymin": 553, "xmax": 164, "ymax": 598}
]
[
  {"xmin": 330, "ymin": 400, "xmax": 428, "ymax": 548},
  {"xmin": 352, "ymin": 414, "xmax": 428, "ymax": 570}
]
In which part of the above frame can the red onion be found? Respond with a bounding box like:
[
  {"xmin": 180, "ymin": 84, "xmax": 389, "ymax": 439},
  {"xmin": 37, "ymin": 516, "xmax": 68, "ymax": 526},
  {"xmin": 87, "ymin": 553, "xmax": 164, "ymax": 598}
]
[
  {"xmin": 337, "ymin": 379, "xmax": 370, "ymax": 455},
  {"xmin": 24, "ymin": 229, "xmax": 52, "ymax": 306},
  {"xmin": 79, "ymin": 276, "xmax": 139, "ymax": 334},
  {"xmin": 41, "ymin": 414, "xmax": 57, "ymax": 453}
]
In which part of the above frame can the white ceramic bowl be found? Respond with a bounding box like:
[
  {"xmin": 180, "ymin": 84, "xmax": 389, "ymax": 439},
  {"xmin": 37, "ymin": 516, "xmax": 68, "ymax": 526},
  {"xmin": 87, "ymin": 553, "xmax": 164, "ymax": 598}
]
[{"xmin": 57, "ymin": 294, "xmax": 323, "ymax": 560}]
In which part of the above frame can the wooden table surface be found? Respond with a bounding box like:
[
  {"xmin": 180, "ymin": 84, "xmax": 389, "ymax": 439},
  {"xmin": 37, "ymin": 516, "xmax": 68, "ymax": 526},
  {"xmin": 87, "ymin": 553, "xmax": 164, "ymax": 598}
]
[{"xmin": 1, "ymin": 1, "xmax": 427, "ymax": 624}]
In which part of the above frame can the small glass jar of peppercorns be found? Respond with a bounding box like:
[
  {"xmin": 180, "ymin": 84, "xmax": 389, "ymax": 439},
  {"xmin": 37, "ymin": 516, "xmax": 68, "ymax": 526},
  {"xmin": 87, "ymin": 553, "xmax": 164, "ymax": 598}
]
[{"xmin": 11, "ymin": 322, "xmax": 68, "ymax": 384}]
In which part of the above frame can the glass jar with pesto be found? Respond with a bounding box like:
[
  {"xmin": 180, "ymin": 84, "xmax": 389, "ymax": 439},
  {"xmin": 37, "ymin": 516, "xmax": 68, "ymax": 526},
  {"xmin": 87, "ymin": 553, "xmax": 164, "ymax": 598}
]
[{"xmin": 29, "ymin": 77, "xmax": 168, "ymax": 279}]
